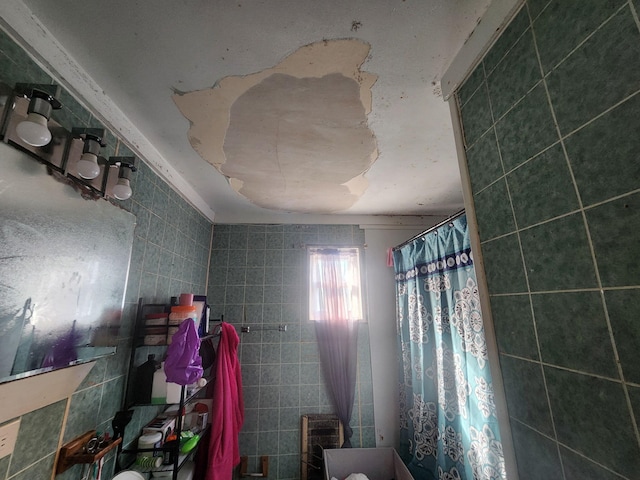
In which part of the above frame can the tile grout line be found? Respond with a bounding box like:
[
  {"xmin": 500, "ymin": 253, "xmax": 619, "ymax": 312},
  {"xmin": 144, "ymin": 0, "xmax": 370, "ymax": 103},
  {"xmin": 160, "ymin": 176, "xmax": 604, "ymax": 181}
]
[
  {"xmin": 523, "ymin": 4, "xmax": 575, "ymax": 477},
  {"xmin": 470, "ymin": 84, "xmax": 640, "ymax": 200},
  {"xmin": 556, "ymin": 88, "xmax": 640, "ymax": 147},
  {"xmin": 464, "ymin": 77, "xmax": 544, "ymax": 153},
  {"xmin": 478, "ymin": 187, "xmax": 640, "ymax": 246},
  {"xmin": 489, "ymin": 284, "xmax": 640, "ymax": 297},
  {"xmin": 483, "ymin": 48, "xmax": 566, "ymax": 477},
  {"xmin": 500, "ymin": 352, "xmax": 639, "ymax": 385},
  {"xmin": 629, "ymin": 0, "xmax": 640, "ymax": 31},
  {"xmin": 527, "ymin": 0, "xmax": 553, "ymax": 23},
  {"xmin": 458, "ymin": 76, "xmax": 486, "ymax": 111},
  {"xmin": 459, "ymin": 0, "xmax": 529, "ymax": 109},
  {"xmin": 508, "ymin": 417, "xmax": 631, "ymax": 480},
  {"xmin": 483, "ymin": 3, "xmax": 529, "ymax": 78},
  {"xmin": 540, "ymin": 3, "xmax": 630, "ymax": 79},
  {"xmin": 466, "ymin": 1, "xmax": 640, "ymax": 155},
  {"xmin": 530, "ymin": 0, "xmax": 640, "ymax": 453}
]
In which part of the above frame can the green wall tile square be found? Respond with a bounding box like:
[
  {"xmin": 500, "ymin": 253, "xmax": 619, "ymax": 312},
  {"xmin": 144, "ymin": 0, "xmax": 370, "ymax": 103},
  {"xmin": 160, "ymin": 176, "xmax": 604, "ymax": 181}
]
[
  {"xmin": 64, "ymin": 386, "xmax": 103, "ymax": 442},
  {"xmin": 457, "ymin": 63, "xmax": 485, "ymax": 107},
  {"xmin": 460, "ymin": 83, "xmax": 493, "ymax": 146},
  {"xmin": 495, "ymin": 82, "xmax": 558, "ymax": 172},
  {"xmin": 51, "ymin": 104, "xmax": 86, "ymax": 131},
  {"xmin": 545, "ymin": 7, "xmax": 640, "ymax": 135},
  {"xmin": 533, "ymin": 0, "xmax": 625, "ymax": 73},
  {"xmin": 483, "ymin": 7, "xmax": 531, "ymax": 75},
  {"xmin": 465, "ymin": 130, "xmax": 503, "ymax": 193},
  {"xmin": 545, "ymin": 368, "xmax": 640, "ymax": 477},
  {"xmin": 58, "ymin": 89, "xmax": 91, "ymax": 125},
  {"xmin": 480, "ymin": 234, "xmax": 528, "ymax": 294},
  {"xmin": 487, "ymin": 29, "xmax": 542, "ymax": 120},
  {"xmin": 0, "ymin": 53, "xmax": 51, "ymax": 89},
  {"xmin": 507, "ymin": 144, "xmax": 580, "ymax": 228},
  {"xmin": 500, "ymin": 355, "xmax": 554, "ymax": 435},
  {"xmin": 98, "ymin": 376, "xmax": 125, "ymax": 424},
  {"xmin": 244, "ymin": 285, "xmax": 264, "ymax": 304},
  {"xmin": 605, "ymin": 289, "xmax": 640, "ymax": 384},
  {"xmin": 0, "ymin": 456, "xmax": 8, "ymax": 480},
  {"xmin": 10, "ymin": 400, "xmax": 66, "ymax": 475},
  {"xmin": 565, "ymin": 94, "xmax": 640, "ymax": 207},
  {"xmin": 526, "ymin": 0, "xmax": 552, "ymax": 21},
  {"xmin": 511, "ymin": 421, "xmax": 562, "ymax": 480},
  {"xmin": 7, "ymin": 49, "xmax": 51, "ymax": 85},
  {"xmin": 11, "ymin": 454, "xmax": 55, "ymax": 480},
  {"xmin": 586, "ymin": 192, "xmax": 640, "ymax": 287},
  {"xmin": 630, "ymin": 385, "xmax": 640, "ymax": 426},
  {"xmin": 532, "ymin": 291, "xmax": 617, "ymax": 377},
  {"xmin": 561, "ymin": 446, "xmax": 628, "ymax": 480},
  {"xmin": 490, "ymin": 294, "xmax": 539, "ymax": 359},
  {"xmin": 474, "ymin": 179, "xmax": 515, "ymax": 240},
  {"xmin": 519, "ymin": 213, "xmax": 598, "ymax": 291}
]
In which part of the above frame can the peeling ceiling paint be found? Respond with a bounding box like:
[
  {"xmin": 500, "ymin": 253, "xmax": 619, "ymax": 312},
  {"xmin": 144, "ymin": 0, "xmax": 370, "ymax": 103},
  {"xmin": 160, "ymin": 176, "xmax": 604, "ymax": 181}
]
[
  {"xmin": 14, "ymin": 0, "xmax": 495, "ymax": 223},
  {"xmin": 173, "ymin": 39, "xmax": 377, "ymax": 213}
]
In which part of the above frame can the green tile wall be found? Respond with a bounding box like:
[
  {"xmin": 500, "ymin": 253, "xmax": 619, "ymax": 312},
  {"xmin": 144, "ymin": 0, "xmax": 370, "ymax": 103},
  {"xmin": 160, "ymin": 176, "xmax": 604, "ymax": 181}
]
[
  {"xmin": 0, "ymin": 26, "xmax": 213, "ymax": 480},
  {"xmin": 208, "ymin": 224, "xmax": 375, "ymax": 480},
  {"xmin": 457, "ymin": 0, "xmax": 640, "ymax": 478}
]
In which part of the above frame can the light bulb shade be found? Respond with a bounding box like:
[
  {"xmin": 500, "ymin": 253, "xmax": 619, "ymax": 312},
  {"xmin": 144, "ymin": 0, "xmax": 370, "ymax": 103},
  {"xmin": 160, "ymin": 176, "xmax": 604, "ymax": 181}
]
[
  {"xmin": 76, "ymin": 152, "xmax": 101, "ymax": 179},
  {"xmin": 112, "ymin": 178, "xmax": 132, "ymax": 200},
  {"xmin": 15, "ymin": 112, "xmax": 52, "ymax": 147}
]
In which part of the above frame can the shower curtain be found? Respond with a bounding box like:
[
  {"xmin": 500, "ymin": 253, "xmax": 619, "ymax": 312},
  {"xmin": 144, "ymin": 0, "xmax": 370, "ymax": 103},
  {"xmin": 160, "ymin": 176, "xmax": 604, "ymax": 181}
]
[{"xmin": 393, "ymin": 215, "xmax": 506, "ymax": 480}]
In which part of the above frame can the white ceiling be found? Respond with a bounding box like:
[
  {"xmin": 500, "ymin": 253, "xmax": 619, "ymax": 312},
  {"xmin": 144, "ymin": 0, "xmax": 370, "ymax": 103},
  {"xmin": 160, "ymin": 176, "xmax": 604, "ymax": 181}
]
[{"xmin": 8, "ymin": 0, "xmax": 492, "ymax": 224}]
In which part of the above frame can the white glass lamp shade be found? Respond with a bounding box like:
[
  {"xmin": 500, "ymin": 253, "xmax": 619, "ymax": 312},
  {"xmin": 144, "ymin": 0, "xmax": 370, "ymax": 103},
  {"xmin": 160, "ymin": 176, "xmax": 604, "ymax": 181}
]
[
  {"xmin": 112, "ymin": 178, "xmax": 132, "ymax": 200},
  {"xmin": 16, "ymin": 112, "xmax": 52, "ymax": 147},
  {"xmin": 76, "ymin": 152, "xmax": 101, "ymax": 179}
]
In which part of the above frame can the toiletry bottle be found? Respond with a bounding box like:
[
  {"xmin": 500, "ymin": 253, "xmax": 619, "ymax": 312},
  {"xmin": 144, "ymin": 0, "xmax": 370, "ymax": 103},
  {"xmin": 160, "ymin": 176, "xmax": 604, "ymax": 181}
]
[
  {"xmin": 135, "ymin": 354, "xmax": 159, "ymax": 404},
  {"xmin": 151, "ymin": 362, "xmax": 167, "ymax": 404}
]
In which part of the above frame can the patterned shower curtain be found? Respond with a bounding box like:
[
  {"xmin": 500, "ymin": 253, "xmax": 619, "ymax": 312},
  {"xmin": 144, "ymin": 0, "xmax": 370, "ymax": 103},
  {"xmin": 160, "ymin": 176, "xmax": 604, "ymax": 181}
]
[{"xmin": 393, "ymin": 215, "xmax": 506, "ymax": 480}]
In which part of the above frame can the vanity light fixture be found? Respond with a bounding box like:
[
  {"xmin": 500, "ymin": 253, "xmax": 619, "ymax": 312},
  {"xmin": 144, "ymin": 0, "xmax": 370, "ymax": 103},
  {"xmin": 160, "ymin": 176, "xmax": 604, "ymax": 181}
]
[
  {"xmin": 105, "ymin": 156, "xmax": 136, "ymax": 200},
  {"xmin": 15, "ymin": 87, "xmax": 62, "ymax": 147},
  {"xmin": 0, "ymin": 83, "xmax": 67, "ymax": 171},
  {"xmin": 73, "ymin": 128, "xmax": 106, "ymax": 180}
]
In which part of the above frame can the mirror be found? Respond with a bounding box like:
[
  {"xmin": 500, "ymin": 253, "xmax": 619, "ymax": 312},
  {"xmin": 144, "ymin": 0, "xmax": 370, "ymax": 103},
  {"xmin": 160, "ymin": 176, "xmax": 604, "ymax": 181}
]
[{"xmin": 0, "ymin": 143, "xmax": 135, "ymax": 383}]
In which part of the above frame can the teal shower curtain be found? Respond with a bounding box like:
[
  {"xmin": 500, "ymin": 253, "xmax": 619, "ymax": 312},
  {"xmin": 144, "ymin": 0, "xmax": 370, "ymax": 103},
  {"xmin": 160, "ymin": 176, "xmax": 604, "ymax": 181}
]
[{"xmin": 393, "ymin": 215, "xmax": 506, "ymax": 480}]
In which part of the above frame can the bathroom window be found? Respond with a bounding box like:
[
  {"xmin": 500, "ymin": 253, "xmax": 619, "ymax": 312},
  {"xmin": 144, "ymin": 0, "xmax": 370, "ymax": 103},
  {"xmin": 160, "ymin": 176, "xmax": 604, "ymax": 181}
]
[{"xmin": 307, "ymin": 246, "xmax": 364, "ymax": 324}]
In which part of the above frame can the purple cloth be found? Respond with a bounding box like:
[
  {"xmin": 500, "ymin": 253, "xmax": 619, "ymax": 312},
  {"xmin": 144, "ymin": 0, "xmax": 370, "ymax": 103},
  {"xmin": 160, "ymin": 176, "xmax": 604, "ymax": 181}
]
[{"xmin": 164, "ymin": 319, "xmax": 203, "ymax": 385}]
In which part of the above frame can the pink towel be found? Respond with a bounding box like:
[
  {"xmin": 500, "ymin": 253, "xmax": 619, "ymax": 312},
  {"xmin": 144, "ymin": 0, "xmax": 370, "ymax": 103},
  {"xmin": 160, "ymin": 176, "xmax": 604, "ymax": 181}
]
[
  {"xmin": 206, "ymin": 323, "xmax": 244, "ymax": 480},
  {"xmin": 386, "ymin": 248, "xmax": 394, "ymax": 267}
]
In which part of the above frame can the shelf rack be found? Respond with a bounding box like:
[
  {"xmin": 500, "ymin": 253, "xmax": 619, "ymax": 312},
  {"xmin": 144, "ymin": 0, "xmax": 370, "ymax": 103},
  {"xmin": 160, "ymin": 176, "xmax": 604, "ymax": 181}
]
[{"xmin": 56, "ymin": 430, "xmax": 122, "ymax": 475}]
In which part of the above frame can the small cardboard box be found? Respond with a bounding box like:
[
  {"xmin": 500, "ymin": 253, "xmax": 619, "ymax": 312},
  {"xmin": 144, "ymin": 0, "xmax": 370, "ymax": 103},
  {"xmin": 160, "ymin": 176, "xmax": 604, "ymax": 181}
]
[
  {"xmin": 323, "ymin": 448, "xmax": 414, "ymax": 480},
  {"xmin": 143, "ymin": 416, "xmax": 176, "ymax": 444}
]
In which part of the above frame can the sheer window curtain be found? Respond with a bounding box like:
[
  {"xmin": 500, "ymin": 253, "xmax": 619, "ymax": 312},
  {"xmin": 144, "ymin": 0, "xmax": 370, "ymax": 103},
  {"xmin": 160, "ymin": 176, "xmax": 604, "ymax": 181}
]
[{"xmin": 308, "ymin": 247, "xmax": 363, "ymax": 447}]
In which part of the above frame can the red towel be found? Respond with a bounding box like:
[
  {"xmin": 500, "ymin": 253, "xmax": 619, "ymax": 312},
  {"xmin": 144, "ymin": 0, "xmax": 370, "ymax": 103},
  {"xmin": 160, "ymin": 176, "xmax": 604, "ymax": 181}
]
[{"xmin": 206, "ymin": 323, "xmax": 244, "ymax": 480}]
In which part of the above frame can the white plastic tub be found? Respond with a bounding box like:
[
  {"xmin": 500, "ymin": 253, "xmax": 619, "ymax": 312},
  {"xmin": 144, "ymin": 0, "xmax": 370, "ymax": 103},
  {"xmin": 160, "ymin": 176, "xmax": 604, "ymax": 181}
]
[{"xmin": 323, "ymin": 448, "xmax": 414, "ymax": 480}]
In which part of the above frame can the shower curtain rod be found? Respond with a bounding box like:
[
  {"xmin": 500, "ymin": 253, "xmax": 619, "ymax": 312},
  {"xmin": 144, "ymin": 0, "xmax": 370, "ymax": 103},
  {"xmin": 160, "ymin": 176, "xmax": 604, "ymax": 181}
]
[{"xmin": 392, "ymin": 208, "xmax": 466, "ymax": 252}]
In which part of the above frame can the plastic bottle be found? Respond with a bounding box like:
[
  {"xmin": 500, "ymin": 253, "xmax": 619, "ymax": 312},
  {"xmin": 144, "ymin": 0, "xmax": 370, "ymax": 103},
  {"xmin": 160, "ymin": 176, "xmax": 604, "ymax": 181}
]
[
  {"xmin": 135, "ymin": 354, "xmax": 159, "ymax": 404},
  {"xmin": 168, "ymin": 305, "xmax": 198, "ymax": 344},
  {"xmin": 166, "ymin": 381, "xmax": 182, "ymax": 404},
  {"xmin": 162, "ymin": 434, "xmax": 178, "ymax": 465},
  {"xmin": 151, "ymin": 362, "xmax": 167, "ymax": 404}
]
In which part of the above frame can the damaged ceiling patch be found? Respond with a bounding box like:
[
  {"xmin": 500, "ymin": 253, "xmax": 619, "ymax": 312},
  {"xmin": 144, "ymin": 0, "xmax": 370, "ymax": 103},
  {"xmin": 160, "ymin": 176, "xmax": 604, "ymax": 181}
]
[{"xmin": 173, "ymin": 39, "xmax": 378, "ymax": 213}]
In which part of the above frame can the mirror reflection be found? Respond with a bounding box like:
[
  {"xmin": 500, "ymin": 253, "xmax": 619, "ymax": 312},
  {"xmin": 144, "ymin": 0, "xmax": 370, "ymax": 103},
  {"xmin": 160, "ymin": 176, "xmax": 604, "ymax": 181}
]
[{"xmin": 0, "ymin": 146, "xmax": 135, "ymax": 383}]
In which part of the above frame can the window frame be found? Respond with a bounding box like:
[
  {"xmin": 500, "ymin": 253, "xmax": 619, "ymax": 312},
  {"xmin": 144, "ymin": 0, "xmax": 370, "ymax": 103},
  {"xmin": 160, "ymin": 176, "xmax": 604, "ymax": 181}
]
[{"xmin": 305, "ymin": 244, "xmax": 367, "ymax": 324}]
